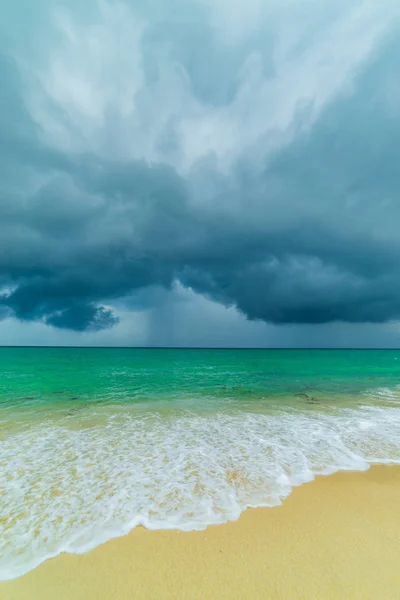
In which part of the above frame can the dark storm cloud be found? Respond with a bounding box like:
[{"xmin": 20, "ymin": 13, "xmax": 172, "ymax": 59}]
[{"xmin": 1, "ymin": 0, "xmax": 400, "ymax": 331}]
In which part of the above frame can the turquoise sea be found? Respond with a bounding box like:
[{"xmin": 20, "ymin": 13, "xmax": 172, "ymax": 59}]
[{"xmin": 1, "ymin": 348, "xmax": 400, "ymax": 580}]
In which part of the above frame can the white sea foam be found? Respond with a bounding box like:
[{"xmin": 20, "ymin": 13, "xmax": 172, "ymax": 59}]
[{"xmin": 1, "ymin": 402, "xmax": 400, "ymax": 580}]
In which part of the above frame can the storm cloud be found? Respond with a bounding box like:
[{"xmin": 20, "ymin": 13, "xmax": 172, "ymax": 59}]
[{"xmin": 1, "ymin": 0, "xmax": 400, "ymax": 336}]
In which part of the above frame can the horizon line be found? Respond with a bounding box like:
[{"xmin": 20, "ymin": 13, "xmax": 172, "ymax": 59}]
[{"xmin": 1, "ymin": 346, "xmax": 400, "ymax": 350}]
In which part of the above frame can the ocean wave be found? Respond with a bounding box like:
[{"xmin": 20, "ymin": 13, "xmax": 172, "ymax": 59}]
[{"xmin": 1, "ymin": 403, "xmax": 400, "ymax": 580}]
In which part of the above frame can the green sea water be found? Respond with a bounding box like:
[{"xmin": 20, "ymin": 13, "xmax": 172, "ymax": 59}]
[{"xmin": 1, "ymin": 348, "xmax": 400, "ymax": 580}]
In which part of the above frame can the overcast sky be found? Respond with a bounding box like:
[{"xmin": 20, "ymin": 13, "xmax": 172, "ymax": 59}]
[{"xmin": 1, "ymin": 0, "xmax": 400, "ymax": 347}]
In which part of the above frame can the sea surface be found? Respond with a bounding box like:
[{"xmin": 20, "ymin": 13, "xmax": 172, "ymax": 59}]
[{"xmin": 1, "ymin": 347, "xmax": 400, "ymax": 580}]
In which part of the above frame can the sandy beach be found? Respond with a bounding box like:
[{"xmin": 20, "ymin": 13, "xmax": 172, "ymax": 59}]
[{"xmin": 1, "ymin": 465, "xmax": 400, "ymax": 599}]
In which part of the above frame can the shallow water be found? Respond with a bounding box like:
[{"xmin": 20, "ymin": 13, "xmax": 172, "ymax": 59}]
[{"xmin": 1, "ymin": 348, "xmax": 400, "ymax": 580}]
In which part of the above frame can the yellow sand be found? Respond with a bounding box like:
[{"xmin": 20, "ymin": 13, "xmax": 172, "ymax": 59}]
[{"xmin": 2, "ymin": 466, "xmax": 400, "ymax": 600}]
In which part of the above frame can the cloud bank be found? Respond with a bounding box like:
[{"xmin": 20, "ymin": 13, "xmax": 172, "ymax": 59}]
[{"xmin": 1, "ymin": 0, "xmax": 400, "ymax": 341}]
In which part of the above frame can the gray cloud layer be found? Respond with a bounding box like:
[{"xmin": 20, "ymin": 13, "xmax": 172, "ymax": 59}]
[{"xmin": 1, "ymin": 0, "xmax": 400, "ymax": 333}]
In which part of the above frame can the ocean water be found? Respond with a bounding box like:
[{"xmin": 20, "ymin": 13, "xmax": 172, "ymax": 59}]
[{"xmin": 1, "ymin": 347, "xmax": 400, "ymax": 580}]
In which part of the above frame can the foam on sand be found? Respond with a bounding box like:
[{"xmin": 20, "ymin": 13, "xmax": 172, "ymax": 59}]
[
  {"xmin": 2, "ymin": 466, "xmax": 400, "ymax": 600},
  {"xmin": 2, "ymin": 399, "xmax": 400, "ymax": 580}
]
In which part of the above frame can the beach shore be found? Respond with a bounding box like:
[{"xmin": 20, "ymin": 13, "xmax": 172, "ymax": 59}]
[{"xmin": 2, "ymin": 465, "xmax": 400, "ymax": 600}]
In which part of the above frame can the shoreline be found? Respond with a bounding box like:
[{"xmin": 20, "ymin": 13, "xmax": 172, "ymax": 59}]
[{"xmin": 2, "ymin": 465, "xmax": 400, "ymax": 599}]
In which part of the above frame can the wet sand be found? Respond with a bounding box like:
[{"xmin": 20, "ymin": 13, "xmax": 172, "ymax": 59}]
[{"xmin": 2, "ymin": 466, "xmax": 400, "ymax": 600}]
